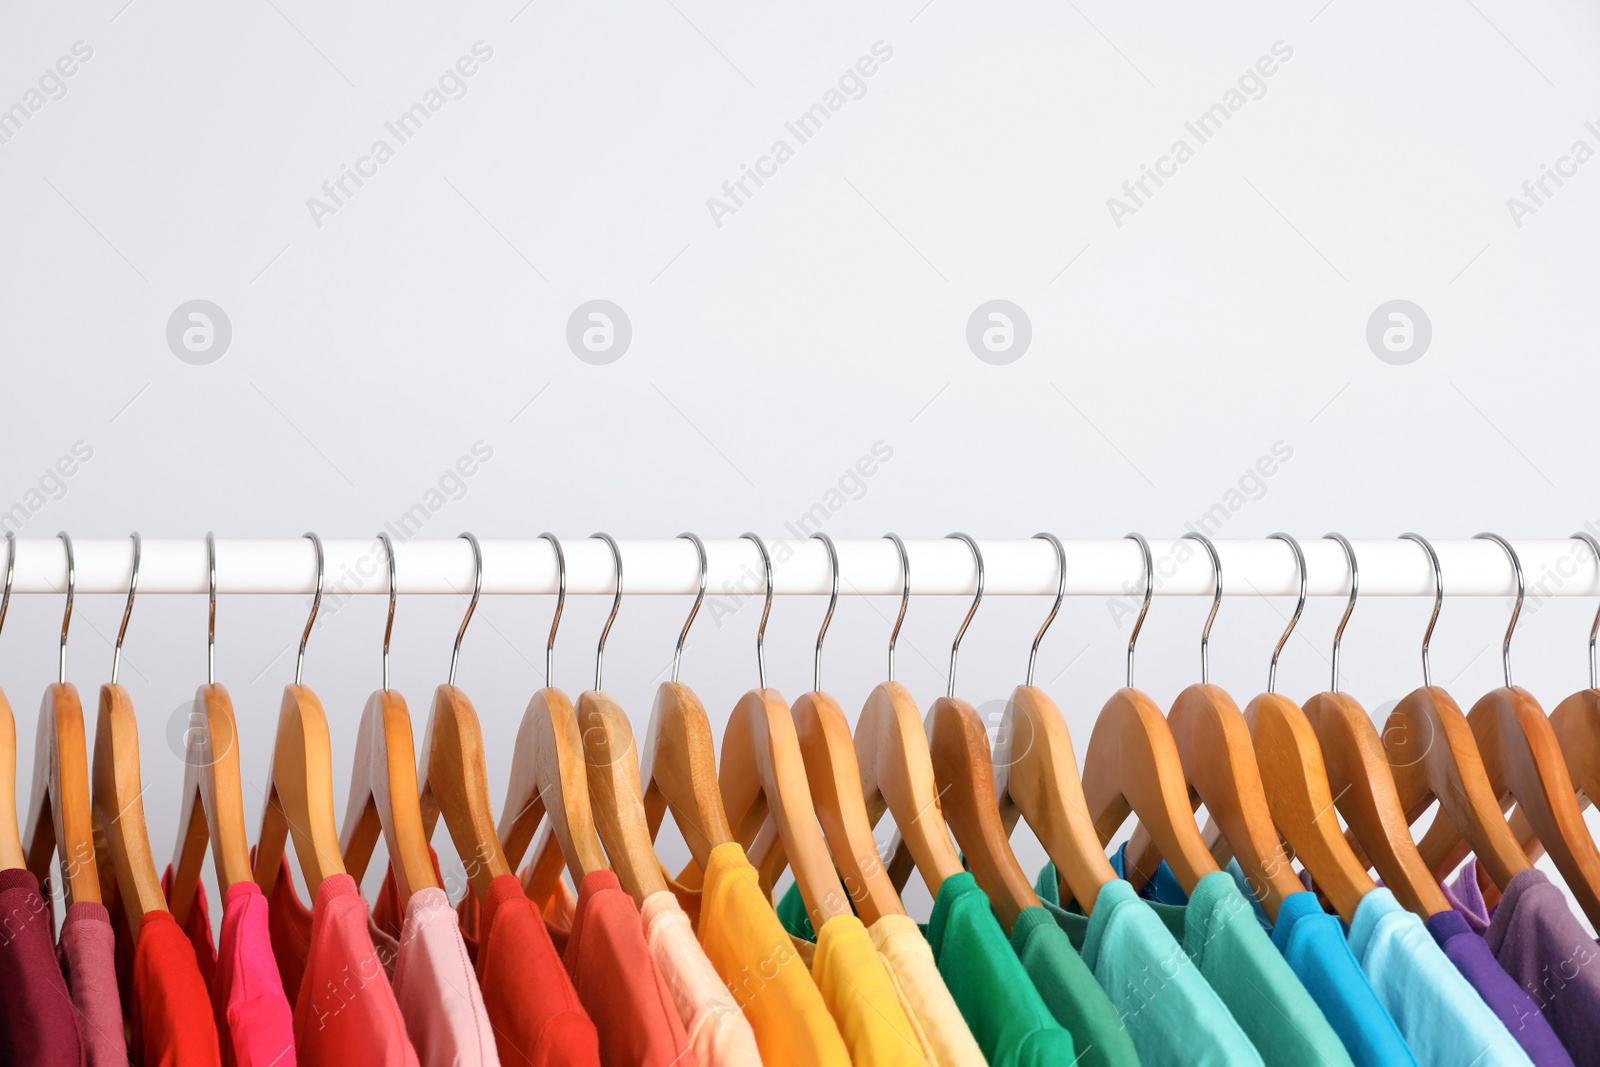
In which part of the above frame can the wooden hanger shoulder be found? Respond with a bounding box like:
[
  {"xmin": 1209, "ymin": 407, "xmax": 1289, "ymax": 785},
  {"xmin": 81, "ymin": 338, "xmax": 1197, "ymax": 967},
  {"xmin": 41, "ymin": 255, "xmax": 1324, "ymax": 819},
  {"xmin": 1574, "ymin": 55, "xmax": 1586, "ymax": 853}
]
[
  {"xmin": 791, "ymin": 688, "xmax": 904, "ymax": 927},
  {"xmin": 0, "ymin": 689, "xmax": 23, "ymax": 870},
  {"xmin": 498, "ymin": 686, "xmax": 609, "ymax": 898},
  {"xmin": 855, "ymin": 681, "xmax": 963, "ymax": 895},
  {"xmin": 339, "ymin": 688, "xmax": 439, "ymax": 908},
  {"xmin": 24, "ymin": 683, "xmax": 100, "ymax": 905},
  {"xmin": 639, "ymin": 680, "xmax": 732, "ymax": 869},
  {"xmin": 574, "ymin": 691, "xmax": 667, "ymax": 904},
  {"xmin": 253, "ymin": 683, "xmax": 345, "ymax": 897},
  {"xmin": 1243, "ymin": 691, "xmax": 1375, "ymax": 923},
  {"xmin": 925, "ymin": 694, "xmax": 1041, "ymax": 931},
  {"xmin": 993, "ymin": 684, "xmax": 1115, "ymax": 915},
  {"xmin": 1301, "ymin": 690, "xmax": 1449, "ymax": 915},
  {"xmin": 417, "ymin": 683, "xmax": 510, "ymax": 899},
  {"xmin": 169, "ymin": 683, "xmax": 253, "ymax": 925},
  {"xmin": 90, "ymin": 683, "xmax": 166, "ymax": 936}
]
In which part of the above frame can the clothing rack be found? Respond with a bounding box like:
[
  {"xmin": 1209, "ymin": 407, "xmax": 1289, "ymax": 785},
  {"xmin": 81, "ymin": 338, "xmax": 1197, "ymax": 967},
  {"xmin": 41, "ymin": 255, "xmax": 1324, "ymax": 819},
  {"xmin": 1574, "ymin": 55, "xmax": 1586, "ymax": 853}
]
[{"xmin": 3, "ymin": 536, "xmax": 1596, "ymax": 597}]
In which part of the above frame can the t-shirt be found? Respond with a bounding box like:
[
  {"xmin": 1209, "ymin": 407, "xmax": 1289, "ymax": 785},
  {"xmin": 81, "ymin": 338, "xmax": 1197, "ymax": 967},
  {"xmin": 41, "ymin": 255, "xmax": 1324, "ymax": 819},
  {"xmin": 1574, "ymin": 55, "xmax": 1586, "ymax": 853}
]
[
  {"xmin": 56, "ymin": 900, "xmax": 123, "ymax": 1067},
  {"xmin": 0, "ymin": 867, "xmax": 86, "ymax": 1067},
  {"xmin": 162, "ymin": 869, "xmax": 297, "ymax": 1067},
  {"xmin": 264, "ymin": 868, "xmax": 419, "ymax": 1067},
  {"xmin": 924, "ymin": 871, "xmax": 1078, "ymax": 1067},
  {"xmin": 810, "ymin": 912, "xmax": 926, "ymax": 1065},
  {"xmin": 638, "ymin": 889, "xmax": 762, "ymax": 1067},
  {"xmin": 1481, "ymin": 868, "xmax": 1600, "ymax": 1067},
  {"xmin": 1346, "ymin": 887, "xmax": 1533, "ymax": 1067},
  {"xmin": 1109, "ymin": 840, "xmax": 1189, "ymax": 904},
  {"xmin": 457, "ymin": 874, "xmax": 600, "ymax": 1067},
  {"xmin": 1037, "ymin": 875, "xmax": 1263, "ymax": 1067},
  {"xmin": 1008, "ymin": 905, "xmax": 1139, "ymax": 1067},
  {"xmin": 126, "ymin": 910, "xmax": 226, "ymax": 1066},
  {"xmin": 868, "ymin": 913, "xmax": 987, "ymax": 1067},
  {"xmin": 1271, "ymin": 890, "xmax": 1417, "ymax": 1067},
  {"xmin": 1427, "ymin": 908, "xmax": 1572, "ymax": 1067}
]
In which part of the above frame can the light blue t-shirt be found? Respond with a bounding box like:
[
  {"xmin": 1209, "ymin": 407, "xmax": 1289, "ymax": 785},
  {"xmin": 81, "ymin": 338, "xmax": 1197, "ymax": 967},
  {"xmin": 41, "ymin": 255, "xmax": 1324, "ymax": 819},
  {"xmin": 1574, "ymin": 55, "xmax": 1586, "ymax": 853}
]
[{"xmin": 1347, "ymin": 887, "xmax": 1533, "ymax": 1067}]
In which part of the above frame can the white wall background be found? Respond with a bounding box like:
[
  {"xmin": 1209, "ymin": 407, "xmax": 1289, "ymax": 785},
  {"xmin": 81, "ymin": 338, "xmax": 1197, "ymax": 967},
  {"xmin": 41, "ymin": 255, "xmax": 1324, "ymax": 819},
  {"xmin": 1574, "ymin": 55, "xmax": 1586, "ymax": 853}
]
[{"xmin": 2, "ymin": 0, "xmax": 1599, "ymax": 925}]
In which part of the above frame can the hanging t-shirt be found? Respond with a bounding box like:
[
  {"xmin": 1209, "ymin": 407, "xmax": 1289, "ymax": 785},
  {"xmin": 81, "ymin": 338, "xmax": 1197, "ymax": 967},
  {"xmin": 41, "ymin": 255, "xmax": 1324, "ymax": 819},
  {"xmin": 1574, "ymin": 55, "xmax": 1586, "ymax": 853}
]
[
  {"xmin": 1008, "ymin": 904, "xmax": 1139, "ymax": 1067},
  {"xmin": 1271, "ymin": 890, "xmax": 1417, "ymax": 1067},
  {"xmin": 810, "ymin": 912, "xmax": 927, "ymax": 1065},
  {"xmin": 162, "ymin": 868, "xmax": 297, "ymax": 1067},
  {"xmin": 107, "ymin": 878, "xmax": 225, "ymax": 1067},
  {"xmin": 0, "ymin": 867, "xmax": 86, "ymax": 1066},
  {"xmin": 1110, "ymin": 841, "xmax": 1189, "ymax": 905},
  {"xmin": 638, "ymin": 889, "xmax": 762, "ymax": 1067},
  {"xmin": 456, "ymin": 874, "xmax": 601, "ymax": 1067},
  {"xmin": 868, "ymin": 913, "xmax": 987, "ymax": 1067},
  {"xmin": 1426, "ymin": 907, "xmax": 1572, "ymax": 1067},
  {"xmin": 1346, "ymin": 886, "xmax": 1533, "ymax": 1067},
  {"xmin": 1037, "ymin": 875, "xmax": 1262, "ymax": 1067},
  {"xmin": 55, "ymin": 899, "xmax": 124, "ymax": 1067}
]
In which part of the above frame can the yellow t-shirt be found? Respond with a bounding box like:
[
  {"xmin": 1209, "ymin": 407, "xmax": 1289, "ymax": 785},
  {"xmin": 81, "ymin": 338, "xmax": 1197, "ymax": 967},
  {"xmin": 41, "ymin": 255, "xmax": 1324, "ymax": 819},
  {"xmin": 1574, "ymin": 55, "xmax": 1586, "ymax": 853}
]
[
  {"xmin": 812, "ymin": 912, "xmax": 933, "ymax": 1065},
  {"xmin": 868, "ymin": 913, "xmax": 987, "ymax": 1067}
]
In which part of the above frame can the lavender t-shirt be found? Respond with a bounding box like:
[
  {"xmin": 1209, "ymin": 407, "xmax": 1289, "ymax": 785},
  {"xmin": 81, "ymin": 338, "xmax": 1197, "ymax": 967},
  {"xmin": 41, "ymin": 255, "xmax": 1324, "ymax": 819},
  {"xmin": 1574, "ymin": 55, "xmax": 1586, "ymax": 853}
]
[
  {"xmin": 1483, "ymin": 869, "xmax": 1600, "ymax": 1067},
  {"xmin": 1425, "ymin": 908, "xmax": 1572, "ymax": 1067}
]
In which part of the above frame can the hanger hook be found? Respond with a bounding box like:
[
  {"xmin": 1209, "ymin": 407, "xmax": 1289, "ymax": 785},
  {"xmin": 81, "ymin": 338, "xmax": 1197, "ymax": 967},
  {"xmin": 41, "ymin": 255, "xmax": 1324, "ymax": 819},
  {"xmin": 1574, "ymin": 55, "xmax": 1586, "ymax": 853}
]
[
  {"xmin": 741, "ymin": 533, "xmax": 773, "ymax": 688},
  {"xmin": 1324, "ymin": 533, "xmax": 1359, "ymax": 693},
  {"xmin": 1124, "ymin": 533, "xmax": 1154, "ymax": 688},
  {"xmin": 449, "ymin": 533, "xmax": 483, "ymax": 687},
  {"xmin": 539, "ymin": 533, "xmax": 566, "ymax": 688},
  {"xmin": 672, "ymin": 533, "xmax": 707, "ymax": 684},
  {"xmin": 811, "ymin": 534, "xmax": 840, "ymax": 692},
  {"xmin": 1183, "ymin": 533, "xmax": 1223, "ymax": 685},
  {"xmin": 110, "ymin": 533, "xmax": 142, "ymax": 686},
  {"xmin": 205, "ymin": 531, "xmax": 218, "ymax": 685},
  {"xmin": 297, "ymin": 532, "xmax": 324, "ymax": 687},
  {"xmin": 376, "ymin": 532, "xmax": 396, "ymax": 690},
  {"xmin": 57, "ymin": 531, "xmax": 74, "ymax": 684},
  {"xmin": 884, "ymin": 534, "xmax": 911, "ymax": 683},
  {"xmin": 1027, "ymin": 533, "xmax": 1066, "ymax": 687},
  {"xmin": 1399, "ymin": 533, "xmax": 1442, "ymax": 688},
  {"xmin": 1266, "ymin": 533, "xmax": 1307, "ymax": 694},
  {"xmin": 945, "ymin": 533, "xmax": 984, "ymax": 699},
  {"xmin": 592, "ymin": 533, "xmax": 623, "ymax": 691},
  {"xmin": 1573, "ymin": 532, "xmax": 1600, "ymax": 690},
  {"xmin": 1475, "ymin": 532, "xmax": 1523, "ymax": 687},
  {"xmin": 0, "ymin": 532, "xmax": 14, "ymax": 646}
]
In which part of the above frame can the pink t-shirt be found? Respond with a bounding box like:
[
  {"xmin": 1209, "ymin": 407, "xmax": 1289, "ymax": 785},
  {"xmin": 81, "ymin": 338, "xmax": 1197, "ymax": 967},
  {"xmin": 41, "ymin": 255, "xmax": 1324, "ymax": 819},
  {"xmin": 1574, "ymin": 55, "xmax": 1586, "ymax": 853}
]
[
  {"xmin": 639, "ymin": 890, "xmax": 761, "ymax": 1067},
  {"xmin": 56, "ymin": 900, "xmax": 125, "ymax": 1067}
]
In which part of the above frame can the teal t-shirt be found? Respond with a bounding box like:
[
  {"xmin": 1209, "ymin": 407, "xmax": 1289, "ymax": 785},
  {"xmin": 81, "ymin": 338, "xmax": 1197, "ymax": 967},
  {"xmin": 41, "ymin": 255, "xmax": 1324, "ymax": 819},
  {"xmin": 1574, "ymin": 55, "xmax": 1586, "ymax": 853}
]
[{"xmin": 1010, "ymin": 906, "xmax": 1140, "ymax": 1067}]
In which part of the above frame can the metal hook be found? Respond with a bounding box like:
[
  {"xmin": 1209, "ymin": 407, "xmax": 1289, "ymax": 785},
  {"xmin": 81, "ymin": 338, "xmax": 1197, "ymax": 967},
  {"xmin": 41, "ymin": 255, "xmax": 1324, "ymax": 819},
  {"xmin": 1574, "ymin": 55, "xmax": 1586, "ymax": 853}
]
[
  {"xmin": 449, "ymin": 533, "xmax": 483, "ymax": 687},
  {"xmin": 1573, "ymin": 531, "xmax": 1600, "ymax": 690},
  {"xmin": 741, "ymin": 533, "xmax": 773, "ymax": 688},
  {"xmin": 206, "ymin": 532, "xmax": 217, "ymax": 685},
  {"xmin": 111, "ymin": 533, "xmax": 141, "ymax": 686},
  {"xmin": 945, "ymin": 533, "xmax": 983, "ymax": 699},
  {"xmin": 1400, "ymin": 533, "xmax": 1442, "ymax": 688},
  {"xmin": 672, "ymin": 533, "xmax": 707, "ymax": 684},
  {"xmin": 57, "ymin": 531, "xmax": 74, "ymax": 684},
  {"xmin": 377, "ymin": 532, "xmax": 396, "ymax": 690},
  {"xmin": 298, "ymin": 533, "xmax": 324, "ymax": 687},
  {"xmin": 1325, "ymin": 533, "xmax": 1359, "ymax": 693},
  {"xmin": 885, "ymin": 534, "xmax": 911, "ymax": 683},
  {"xmin": 540, "ymin": 533, "xmax": 566, "ymax": 688},
  {"xmin": 1027, "ymin": 533, "xmax": 1066, "ymax": 687},
  {"xmin": 1124, "ymin": 533, "xmax": 1154, "ymax": 688},
  {"xmin": 1475, "ymin": 533, "xmax": 1523, "ymax": 687},
  {"xmin": 0, "ymin": 533, "xmax": 13, "ymax": 646},
  {"xmin": 1183, "ymin": 533, "xmax": 1222, "ymax": 685},
  {"xmin": 811, "ymin": 533, "xmax": 839, "ymax": 692},
  {"xmin": 592, "ymin": 534, "xmax": 622, "ymax": 691},
  {"xmin": 1266, "ymin": 533, "xmax": 1307, "ymax": 694}
]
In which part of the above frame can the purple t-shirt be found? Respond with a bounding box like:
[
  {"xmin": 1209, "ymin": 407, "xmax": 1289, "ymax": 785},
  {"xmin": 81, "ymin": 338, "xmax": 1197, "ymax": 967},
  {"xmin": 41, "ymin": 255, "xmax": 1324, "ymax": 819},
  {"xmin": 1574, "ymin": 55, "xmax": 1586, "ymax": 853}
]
[
  {"xmin": 1426, "ymin": 908, "xmax": 1572, "ymax": 1066},
  {"xmin": 0, "ymin": 867, "xmax": 87, "ymax": 1066}
]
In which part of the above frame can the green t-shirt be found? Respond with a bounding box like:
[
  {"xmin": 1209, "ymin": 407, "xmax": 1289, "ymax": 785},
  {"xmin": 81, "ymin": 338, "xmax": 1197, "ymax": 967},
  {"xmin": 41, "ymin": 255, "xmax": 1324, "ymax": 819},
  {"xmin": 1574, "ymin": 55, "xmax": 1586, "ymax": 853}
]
[
  {"xmin": 1010, "ymin": 906, "xmax": 1140, "ymax": 1067},
  {"xmin": 1040, "ymin": 864, "xmax": 1354, "ymax": 1067}
]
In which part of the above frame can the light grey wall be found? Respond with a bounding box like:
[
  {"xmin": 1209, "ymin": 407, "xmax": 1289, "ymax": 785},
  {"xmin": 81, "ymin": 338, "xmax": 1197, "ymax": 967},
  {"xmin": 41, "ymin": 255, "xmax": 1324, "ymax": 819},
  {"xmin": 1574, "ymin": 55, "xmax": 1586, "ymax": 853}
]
[{"xmin": 2, "ymin": 0, "xmax": 1598, "ymax": 925}]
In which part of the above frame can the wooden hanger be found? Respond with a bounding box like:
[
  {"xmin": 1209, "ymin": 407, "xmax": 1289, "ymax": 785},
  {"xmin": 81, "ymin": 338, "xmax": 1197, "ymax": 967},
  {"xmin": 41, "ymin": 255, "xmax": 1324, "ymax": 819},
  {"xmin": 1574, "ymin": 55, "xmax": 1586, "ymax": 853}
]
[
  {"xmin": 718, "ymin": 533, "xmax": 853, "ymax": 929},
  {"xmin": 1381, "ymin": 535, "xmax": 1532, "ymax": 893},
  {"xmin": 340, "ymin": 533, "xmax": 440, "ymax": 910},
  {"xmin": 1416, "ymin": 534, "xmax": 1600, "ymax": 929},
  {"xmin": 499, "ymin": 533, "xmax": 611, "ymax": 898},
  {"xmin": 1239, "ymin": 534, "xmax": 1375, "ymax": 924},
  {"xmin": 1302, "ymin": 533, "xmax": 1451, "ymax": 916},
  {"xmin": 994, "ymin": 533, "xmax": 1117, "ymax": 915},
  {"xmin": 23, "ymin": 533, "xmax": 101, "ymax": 906},
  {"xmin": 638, "ymin": 535, "xmax": 736, "ymax": 872},
  {"xmin": 417, "ymin": 533, "xmax": 513, "ymax": 900},
  {"xmin": 90, "ymin": 534, "xmax": 167, "ymax": 937},
  {"xmin": 254, "ymin": 532, "xmax": 348, "ymax": 898},
  {"xmin": 1127, "ymin": 533, "xmax": 1303, "ymax": 921},
  {"xmin": 782, "ymin": 534, "xmax": 904, "ymax": 927},
  {"xmin": 0, "ymin": 535, "xmax": 27, "ymax": 871}
]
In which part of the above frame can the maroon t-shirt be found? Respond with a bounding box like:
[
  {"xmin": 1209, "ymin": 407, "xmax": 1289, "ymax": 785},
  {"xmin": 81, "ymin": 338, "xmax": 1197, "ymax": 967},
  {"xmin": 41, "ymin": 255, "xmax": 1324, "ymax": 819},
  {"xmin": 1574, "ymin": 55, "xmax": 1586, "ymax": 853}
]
[{"xmin": 0, "ymin": 867, "xmax": 87, "ymax": 1066}]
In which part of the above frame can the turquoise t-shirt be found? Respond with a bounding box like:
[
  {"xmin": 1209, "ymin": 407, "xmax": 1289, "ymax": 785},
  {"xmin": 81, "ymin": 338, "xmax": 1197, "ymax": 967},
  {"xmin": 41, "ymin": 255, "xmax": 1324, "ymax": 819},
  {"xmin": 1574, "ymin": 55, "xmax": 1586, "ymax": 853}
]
[{"xmin": 1347, "ymin": 887, "xmax": 1533, "ymax": 1067}]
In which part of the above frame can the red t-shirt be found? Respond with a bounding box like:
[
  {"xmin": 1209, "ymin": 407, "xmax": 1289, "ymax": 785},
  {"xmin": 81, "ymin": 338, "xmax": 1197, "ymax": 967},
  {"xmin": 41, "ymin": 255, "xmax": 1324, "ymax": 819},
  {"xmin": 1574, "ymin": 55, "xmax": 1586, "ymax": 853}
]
[
  {"xmin": 107, "ymin": 881, "xmax": 223, "ymax": 1067},
  {"xmin": 457, "ymin": 875, "xmax": 600, "ymax": 1067}
]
